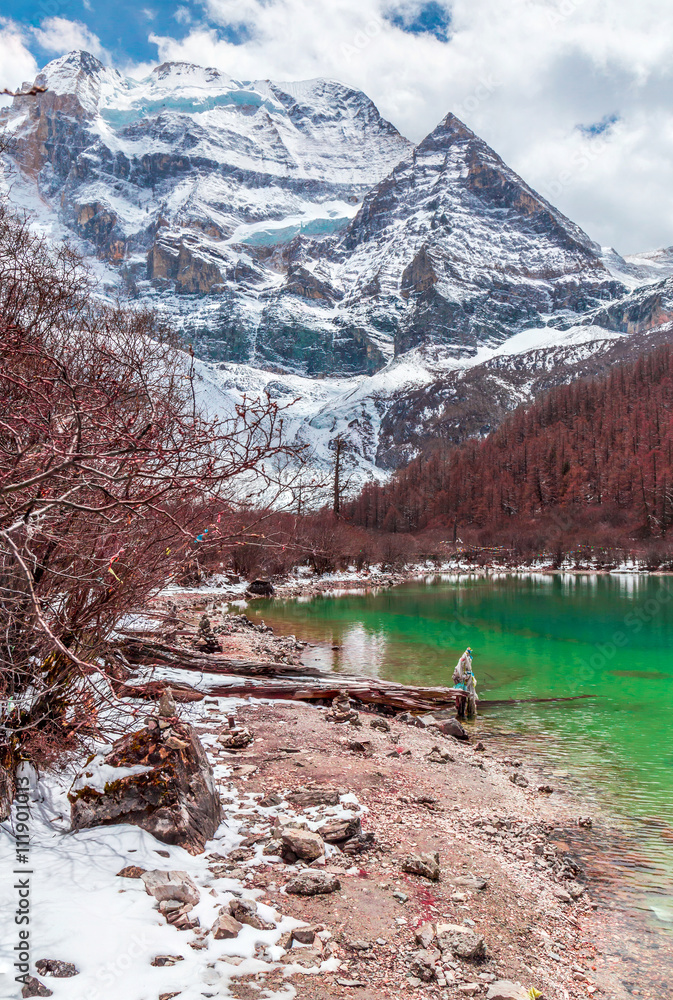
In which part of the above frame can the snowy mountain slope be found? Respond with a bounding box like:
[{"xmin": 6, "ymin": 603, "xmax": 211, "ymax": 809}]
[
  {"xmin": 0, "ymin": 50, "xmax": 410, "ymax": 373},
  {"xmin": 3, "ymin": 51, "xmax": 673, "ymax": 481}
]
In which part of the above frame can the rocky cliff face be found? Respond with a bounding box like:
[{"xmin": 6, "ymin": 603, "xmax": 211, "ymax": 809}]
[{"xmin": 3, "ymin": 51, "xmax": 673, "ymax": 478}]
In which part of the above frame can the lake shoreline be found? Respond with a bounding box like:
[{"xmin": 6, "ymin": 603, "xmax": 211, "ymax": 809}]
[{"xmin": 134, "ymin": 588, "xmax": 673, "ymax": 1000}]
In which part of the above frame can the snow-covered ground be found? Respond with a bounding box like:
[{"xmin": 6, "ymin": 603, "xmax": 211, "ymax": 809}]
[{"xmin": 0, "ymin": 693, "xmax": 365, "ymax": 1000}]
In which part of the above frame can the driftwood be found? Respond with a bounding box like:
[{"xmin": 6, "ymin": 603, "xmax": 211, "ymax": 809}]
[
  {"xmin": 118, "ymin": 634, "xmax": 325, "ymax": 678},
  {"xmin": 115, "ymin": 634, "xmax": 594, "ymax": 715},
  {"xmin": 111, "ymin": 679, "xmax": 205, "ymax": 702},
  {"xmin": 205, "ymin": 678, "xmax": 461, "ymax": 713}
]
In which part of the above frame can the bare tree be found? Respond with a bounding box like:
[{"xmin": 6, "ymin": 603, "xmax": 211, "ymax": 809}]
[{"xmin": 0, "ymin": 207, "xmax": 301, "ymax": 767}]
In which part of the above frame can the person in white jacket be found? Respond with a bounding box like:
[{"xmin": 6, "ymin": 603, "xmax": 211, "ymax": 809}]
[{"xmin": 453, "ymin": 647, "xmax": 478, "ymax": 719}]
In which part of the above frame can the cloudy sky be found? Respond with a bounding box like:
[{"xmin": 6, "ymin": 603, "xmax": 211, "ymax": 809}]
[{"xmin": 1, "ymin": 0, "xmax": 672, "ymax": 254}]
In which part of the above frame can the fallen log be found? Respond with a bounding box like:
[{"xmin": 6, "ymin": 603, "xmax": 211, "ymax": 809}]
[
  {"xmin": 112, "ymin": 679, "xmax": 205, "ymax": 702},
  {"xmin": 117, "ymin": 635, "xmax": 325, "ymax": 678},
  {"xmin": 204, "ymin": 677, "xmax": 461, "ymax": 714}
]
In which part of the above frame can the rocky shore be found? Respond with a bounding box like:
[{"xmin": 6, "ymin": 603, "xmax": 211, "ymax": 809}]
[{"xmin": 8, "ymin": 602, "xmax": 667, "ymax": 1000}]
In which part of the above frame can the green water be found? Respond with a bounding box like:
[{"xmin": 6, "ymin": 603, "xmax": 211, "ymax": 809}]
[{"xmin": 247, "ymin": 572, "xmax": 673, "ymax": 917}]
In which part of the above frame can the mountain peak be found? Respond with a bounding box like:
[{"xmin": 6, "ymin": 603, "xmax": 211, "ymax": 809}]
[{"xmin": 34, "ymin": 50, "xmax": 124, "ymax": 115}]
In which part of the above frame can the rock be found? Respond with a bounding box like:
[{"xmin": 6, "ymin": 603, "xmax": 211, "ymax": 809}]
[
  {"xmin": 454, "ymin": 874, "xmax": 488, "ymax": 891},
  {"xmin": 21, "ymin": 978, "xmax": 53, "ymax": 998},
  {"xmin": 262, "ymin": 838, "xmax": 283, "ymax": 856},
  {"xmin": 318, "ymin": 816, "xmax": 361, "ymax": 842},
  {"xmin": 69, "ymin": 721, "xmax": 221, "ymax": 855},
  {"xmin": 141, "ymin": 870, "xmax": 200, "ymax": 906},
  {"xmin": 426, "ymin": 746, "xmax": 455, "ymax": 763},
  {"xmin": 34, "ymin": 960, "xmax": 78, "ymax": 978},
  {"xmin": 553, "ymin": 887, "xmax": 573, "ymax": 904},
  {"xmin": 281, "ymin": 948, "xmax": 324, "ymax": 968},
  {"xmin": 116, "ymin": 865, "xmax": 146, "ymax": 878},
  {"xmin": 212, "ymin": 912, "xmax": 243, "ymax": 939},
  {"xmin": 229, "ymin": 898, "xmax": 275, "ymax": 930},
  {"xmin": 288, "ymin": 788, "xmax": 339, "ymax": 808},
  {"xmin": 336, "ymin": 979, "xmax": 368, "ymax": 988},
  {"xmin": 458, "ymin": 984, "xmax": 480, "ymax": 996},
  {"xmin": 436, "ymin": 924, "xmax": 487, "ymax": 961},
  {"xmin": 475, "ymin": 741, "xmax": 486, "ymax": 751},
  {"xmin": 326, "ymin": 691, "xmax": 360, "ymax": 724},
  {"xmin": 285, "ymin": 870, "xmax": 341, "ymax": 896},
  {"xmin": 346, "ymin": 739, "xmax": 373, "ymax": 757},
  {"xmin": 281, "ymin": 827, "xmax": 325, "ymax": 862},
  {"xmin": 509, "ymin": 773, "xmax": 529, "ymax": 788},
  {"xmin": 567, "ymin": 881, "xmax": 585, "ymax": 899},
  {"xmin": 158, "ymin": 688, "xmax": 178, "ymax": 718},
  {"xmin": 433, "ymin": 718, "xmax": 469, "ymax": 741},
  {"xmin": 401, "ymin": 852, "xmax": 440, "ymax": 881},
  {"xmin": 414, "ymin": 922, "xmax": 436, "ymax": 949},
  {"xmin": 398, "ymin": 711, "xmax": 425, "ymax": 728},
  {"xmin": 578, "ymin": 816, "xmax": 593, "ymax": 828},
  {"xmin": 486, "ymin": 981, "xmax": 531, "ymax": 1000},
  {"xmin": 247, "ymin": 579, "xmax": 274, "ymax": 596},
  {"xmin": 342, "ymin": 831, "xmax": 376, "ymax": 855},
  {"xmin": 292, "ymin": 925, "xmax": 319, "ymax": 944},
  {"xmin": 217, "ymin": 727, "xmax": 253, "ymax": 750},
  {"xmin": 538, "ymin": 785, "xmax": 554, "ymax": 794},
  {"xmin": 409, "ymin": 947, "xmax": 439, "ymax": 981},
  {"xmin": 260, "ymin": 792, "xmax": 283, "ymax": 807},
  {"xmin": 370, "ymin": 717, "xmax": 391, "ymax": 732},
  {"xmin": 151, "ymin": 955, "xmax": 184, "ymax": 966}
]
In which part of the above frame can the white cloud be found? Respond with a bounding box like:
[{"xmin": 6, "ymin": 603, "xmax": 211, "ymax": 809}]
[
  {"xmin": 0, "ymin": 19, "xmax": 38, "ymax": 102},
  {"xmin": 32, "ymin": 17, "xmax": 108, "ymax": 62},
  {"xmin": 141, "ymin": 0, "xmax": 673, "ymax": 253}
]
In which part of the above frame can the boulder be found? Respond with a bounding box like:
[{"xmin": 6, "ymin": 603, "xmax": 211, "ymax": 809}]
[
  {"xmin": 151, "ymin": 955, "xmax": 184, "ymax": 967},
  {"xmin": 317, "ymin": 816, "xmax": 361, "ymax": 843},
  {"xmin": 228, "ymin": 897, "xmax": 275, "ymax": 930},
  {"xmin": 69, "ymin": 721, "xmax": 221, "ymax": 855},
  {"xmin": 342, "ymin": 832, "xmax": 376, "ymax": 855},
  {"xmin": 509, "ymin": 773, "xmax": 529, "ymax": 788},
  {"xmin": 292, "ymin": 925, "xmax": 319, "ymax": 944},
  {"xmin": 288, "ymin": 788, "xmax": 340, "ymax": 808},
  {"xmin": 433, "ymin": 718, "xmax": 469, "ymax": 741},
  {"xmin": 247, "ymin": 579, "xmax": 274, "ymax": 596},
  {"xmin": 212, "ymin": 912, "xmax": 243, "ymax": 939},
  {"xmin": 414, "ymin": 922, "xmax": 436, "ymax": 949},
  {"xmin": 410, "ymin": 947, "xmax": 440, "ymax": 981},
  {"xmin": 141, "ymin": 870, "xmax": 200, "ymax": 906},
  {"xmin": 370, "ymin": 717, "xmax": 391, "ymax": 732},
  {"xmin": 454, "ymin": 874, "xmax": 488, "ymax": 891},
  {"xmin": 285, "ymin": 870, "xmax": 341, "ymax": 896},
  {"xmin": 34, "ymin": 960, "xmax": 78, "ymax": 978},
  {"xmin": 401, "ymin": 852, "xmax": 440, "ymax": 881},
  {"xmin": 281, "ymin": 827, "xmax": 325, "ymax": 862},
  {"xmin": 21, "ymin": 978, "xmax": 52, "ymax": 998},
  {"xmin": 486, "ymin": 982, "xmax": 531, "ymax": 1000},
  {"xmin": 436, "ymin": 924, "xmax": 486, "ymax": 961}
]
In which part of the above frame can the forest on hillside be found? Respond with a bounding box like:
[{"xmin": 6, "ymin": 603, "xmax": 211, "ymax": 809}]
[{"xmin": 343, "ymin": 345, "xmax": 673, "ymax": 564}]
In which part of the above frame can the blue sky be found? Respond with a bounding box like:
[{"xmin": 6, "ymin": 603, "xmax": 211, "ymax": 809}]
[{"xmin": 1, "ymin": 0, "xmax": 672, "ymax": 253}]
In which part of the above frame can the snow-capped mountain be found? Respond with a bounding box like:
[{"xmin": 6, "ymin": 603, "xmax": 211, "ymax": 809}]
[{"xmin": 2, "ymin": 50, "xmax": 673, "ymax": 481}]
